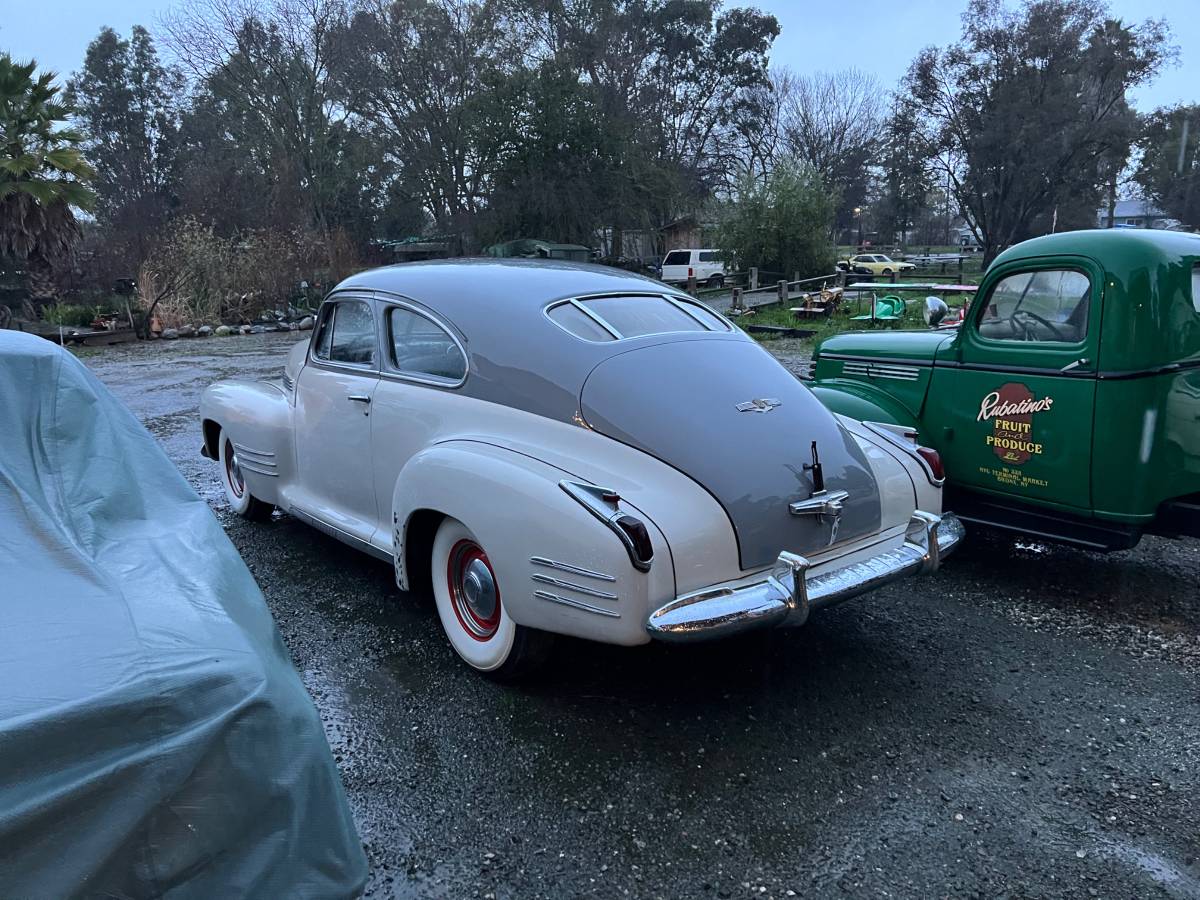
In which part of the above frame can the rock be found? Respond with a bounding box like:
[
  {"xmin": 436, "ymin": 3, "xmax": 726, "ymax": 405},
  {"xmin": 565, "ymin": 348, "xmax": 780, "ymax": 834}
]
[
  {"xmin": 298, "ymin": 315, "xmax": 315, "ymax": 331},
  {"xmin": 177, "ymin": 324, "xmax": 196, "ymax": 338},
  {"xmin": 240, "ymin": 325, "xmax": 253, "ymax": 335},
  {"xmin": 161, "ymin": 328, "xmax": 180, "ymax": 340},
  {"xmin": 197, "ymin": 325, "xmax": 213, "ymax": 337},
  {"xmin": 249, "ymin": 324, "xmax": 267, "ymax": 334},
  {"xmin": 215, "ymin": 325, "xmax": 233, "ymax": 337}
]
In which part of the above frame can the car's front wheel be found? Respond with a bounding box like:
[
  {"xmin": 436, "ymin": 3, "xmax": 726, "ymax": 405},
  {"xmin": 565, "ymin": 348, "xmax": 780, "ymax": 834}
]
[
  {"xmin": 431, "ymin": 517, "xmax": 551, "ymax": 678},
  {"xmin": 217, "ymin": 428, "xmax": 273, "ymax": 521}
]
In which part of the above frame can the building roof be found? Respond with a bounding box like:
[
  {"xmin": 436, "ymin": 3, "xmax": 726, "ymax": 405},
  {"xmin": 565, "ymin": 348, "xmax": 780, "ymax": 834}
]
[{"xmin": 1098, "ymin": 199, "xmax": 1166, "ymax": 220}]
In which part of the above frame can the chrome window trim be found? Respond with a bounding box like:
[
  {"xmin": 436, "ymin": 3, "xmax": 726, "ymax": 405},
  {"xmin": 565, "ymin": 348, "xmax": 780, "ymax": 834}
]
[
  {"xmin": 544, "ymin": 291, "xmax": 730, "ymax": 343},
  {"xmin": 567, "ymin": 298, "xmax": 623, "ymax": 339},
  {"xmin": 379, "ymin": 299, "xmax": 469, "ymax": 389},
  {"xmin": 661, "ymin": 294, "xmax": 733, "ymax": 332},
  {"xmin": 308, "ymin": 296, "xmax": 380, "ymax": 374}
]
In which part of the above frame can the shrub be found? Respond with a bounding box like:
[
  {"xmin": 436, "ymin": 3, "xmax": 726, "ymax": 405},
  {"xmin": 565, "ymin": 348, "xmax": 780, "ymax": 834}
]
[
  {"xmin": 138, "ymin": 219, "xmax": 352, "ymax": 327},
  {"xmin": 717, "ymin": 161, "xmax": 838, "ymax": 280}
]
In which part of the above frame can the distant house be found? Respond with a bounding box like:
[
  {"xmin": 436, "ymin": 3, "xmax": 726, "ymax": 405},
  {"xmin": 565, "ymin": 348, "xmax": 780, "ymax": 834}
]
[
  {"xmin": 1096, "ymin": 199, "xmax": 1173, "ymax": 229},
  {"xmin": 661, "ymin": 214, "xmax": 718, "ymax": 252}
]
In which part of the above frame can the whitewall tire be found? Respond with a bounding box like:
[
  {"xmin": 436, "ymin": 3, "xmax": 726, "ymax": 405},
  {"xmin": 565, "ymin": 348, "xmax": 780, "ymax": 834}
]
[
  {"xmin": 431, "ymin": 517, "xmax": 550, "ymax": 678},
  {"xmin": 217, "ymin": 428, "xmax": 273, "ymax": 521}
]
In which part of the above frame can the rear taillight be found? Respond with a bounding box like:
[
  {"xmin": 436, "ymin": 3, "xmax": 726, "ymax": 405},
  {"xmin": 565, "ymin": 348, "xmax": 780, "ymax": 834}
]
[
  {"xmin": 916, "ymin": 446, "xmax": 945, "ymax": 482},
  {"xmin": 615, "ymin": 515, "xmax": 654, "ymax": 569},
  {"xmin": 688, "ymin": 266, "xmax": 694, "ymax": 277}
]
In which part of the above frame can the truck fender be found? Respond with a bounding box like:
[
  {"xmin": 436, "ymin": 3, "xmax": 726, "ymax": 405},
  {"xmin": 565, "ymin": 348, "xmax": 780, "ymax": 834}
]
[
  {"xmin": 809, "ymin": 382, "xmax": 916, "ymax": 428},
  {"xmin": 390, "ymin": 440, "xmax": 674, "ymax": 647}
]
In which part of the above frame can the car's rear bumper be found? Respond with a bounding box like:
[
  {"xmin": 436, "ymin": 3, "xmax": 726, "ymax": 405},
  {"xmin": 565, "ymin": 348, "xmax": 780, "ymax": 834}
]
[{"xmin": 645, "ymin": 511, "xmax": 964, "ymax": 642}]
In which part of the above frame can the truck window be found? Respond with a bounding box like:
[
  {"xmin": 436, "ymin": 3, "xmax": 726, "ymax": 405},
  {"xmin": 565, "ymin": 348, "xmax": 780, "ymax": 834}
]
[
  {"xmin": 977, "ymin": 269, "xmax": 1090, "ymax": 343},
  {"xmin": 698, "ymin": 251, "xmax": 720, "ymax": 263},
  {"xmin": 1192, "ymin": 264, "xmax": 1200, "ymax": 314},
  {"xmin": 663, "ymin": 250, "xmax": 690, "ymax": 266}
]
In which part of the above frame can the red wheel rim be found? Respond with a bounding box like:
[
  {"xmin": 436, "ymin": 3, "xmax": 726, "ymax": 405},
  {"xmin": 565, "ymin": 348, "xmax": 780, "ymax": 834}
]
[
  {"xmin": 224, "ymin": 439, "xmax": 245, "ymax": 498},
  {"xmin": 446, "ymin": 539, "xmax": 501, "ymax": 641}
]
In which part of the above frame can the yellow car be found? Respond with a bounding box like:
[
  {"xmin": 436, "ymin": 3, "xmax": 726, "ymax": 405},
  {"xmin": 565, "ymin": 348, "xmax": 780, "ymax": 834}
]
[{"xmin": 837, "ymin": 253, "xmax": 917, "ymax": 276}]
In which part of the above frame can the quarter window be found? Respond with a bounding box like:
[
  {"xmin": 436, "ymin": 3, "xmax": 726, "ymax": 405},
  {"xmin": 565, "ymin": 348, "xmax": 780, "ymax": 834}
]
[
  {"xmin": 663, "ymin": 250, "xmax": 690, "ymax": 266},
  {"xmin": 314, "ymin": 300, "xmax": 377, "ymax": 366},
  {"xmin": 388, "ymin": 306, "xmax": 466, "ymax": 383},
  {"xmin": 978, "ymin": 269, "xmax": 1091, "ymax": 343}
]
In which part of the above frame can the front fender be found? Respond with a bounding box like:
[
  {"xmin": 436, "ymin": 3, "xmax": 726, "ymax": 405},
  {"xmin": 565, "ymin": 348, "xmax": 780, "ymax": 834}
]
[
  {"xmin": 199, "ymin": 379, "xmax": 294, "ymax": 506},
  {"xmin": 392, "ymin": 441, "xmax": 676, "ymax": 646},
  {"xmin": 809, "ymin": 381, "xmax": 916, "ymax": 428}
]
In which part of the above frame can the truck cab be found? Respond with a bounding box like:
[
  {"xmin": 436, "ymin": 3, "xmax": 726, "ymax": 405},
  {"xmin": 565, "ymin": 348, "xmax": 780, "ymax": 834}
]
[{"xmin": 809, "ymin": 229, "xmax": 1200, "ymax": 550}]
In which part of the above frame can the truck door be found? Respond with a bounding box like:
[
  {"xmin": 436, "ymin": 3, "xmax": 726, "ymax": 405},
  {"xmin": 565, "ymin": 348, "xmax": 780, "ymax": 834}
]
[{"xmin": 924, "ymin": 258, "xmax": 1102, "ymax": 512}]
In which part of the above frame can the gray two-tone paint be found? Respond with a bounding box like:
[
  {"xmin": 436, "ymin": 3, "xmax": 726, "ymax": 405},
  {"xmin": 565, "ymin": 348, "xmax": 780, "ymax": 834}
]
[{"xmin": 329, "ymin": 259, "xmax": 881, "ymax": 570}]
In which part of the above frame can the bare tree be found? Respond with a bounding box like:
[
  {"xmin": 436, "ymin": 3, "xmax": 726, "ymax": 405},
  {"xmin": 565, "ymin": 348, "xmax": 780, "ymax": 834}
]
[
  {"xmin": 162, "ymin": 0, "xmax": 350, "ymax": 273},
  {"xmin": 776, "ymin": 68, "xmax": 883, "ymax": 232}
]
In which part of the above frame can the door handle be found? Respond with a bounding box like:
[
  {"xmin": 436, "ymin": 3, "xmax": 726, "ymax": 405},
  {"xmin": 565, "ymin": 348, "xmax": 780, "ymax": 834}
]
[
  {"xmin": 347, "ymin": 394, "xmax": 372, "ymax": 403},
  {"xmin": 1060, "ymin": 358, "xmax": 1090, "ymax": 373}
]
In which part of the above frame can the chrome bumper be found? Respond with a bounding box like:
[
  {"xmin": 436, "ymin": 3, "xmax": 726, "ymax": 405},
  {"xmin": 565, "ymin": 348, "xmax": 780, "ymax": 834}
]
[{"xmin": 645, "ymin": 511, "xmax": 964, "ymax": 643}]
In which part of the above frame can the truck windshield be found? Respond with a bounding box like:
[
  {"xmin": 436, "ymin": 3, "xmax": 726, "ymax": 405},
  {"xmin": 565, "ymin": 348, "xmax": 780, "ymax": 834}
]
[{"xmin": 978, "ymin": 269, "xmax": 1090, "ymax": 343}]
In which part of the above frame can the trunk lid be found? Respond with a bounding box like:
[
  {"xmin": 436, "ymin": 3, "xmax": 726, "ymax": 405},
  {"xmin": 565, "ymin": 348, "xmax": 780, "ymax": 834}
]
[{"xmin": 581, "ymin": 338, "xmax": 881, "ymax": 570}]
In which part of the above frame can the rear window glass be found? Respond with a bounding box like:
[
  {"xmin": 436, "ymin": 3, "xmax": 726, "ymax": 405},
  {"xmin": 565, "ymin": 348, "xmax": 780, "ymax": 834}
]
[
  {"xmin": 547, "ymin": 302, "xmax": 615, "ymax": 341},
  {"xmin": 662, "ymin": 250, "xmax": 690, "ymax": 266},
  {"xmin": 547, "ymin": 296, "xmax": 730, "ymax": 341}
]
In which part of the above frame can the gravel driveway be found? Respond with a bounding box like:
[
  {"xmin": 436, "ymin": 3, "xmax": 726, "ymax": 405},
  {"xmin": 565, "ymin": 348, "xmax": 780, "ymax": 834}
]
[{"xmin": 83, "ymin": 332, "xmax": 1200, "ymax": 899}]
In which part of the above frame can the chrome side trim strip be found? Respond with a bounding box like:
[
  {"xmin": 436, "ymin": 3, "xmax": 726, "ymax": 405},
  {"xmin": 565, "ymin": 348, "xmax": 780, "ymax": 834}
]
[
  {"xmin": 529, "ymin": 556, "xmax": 617, "ymax": 582},
  {"xmin": 237, "ymin": 460, "xmax": 279, "ymax": 477},
  {"xmin": 530, "ymin": 573, "xmax": 618, "ymax": 600},
  {"xmin": 534, "ymin": 590, "xmax": 621, "ymax": 618},
  {"xmin": 232, "ymin": 442, "xmax": 276, "ymax": 460},
  {"xmin": 289, "ymin": 505, "xmax": 392, "ymax": 562},
  {"xmin": 841, "ymin": 361, "xmax": 922, "ymax": 382}
]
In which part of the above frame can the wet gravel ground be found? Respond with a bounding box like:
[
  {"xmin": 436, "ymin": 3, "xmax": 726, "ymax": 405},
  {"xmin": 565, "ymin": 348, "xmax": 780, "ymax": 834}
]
[{"xmin": 83, "ymin": 333, "xmax": 1200, "ymax": 899}]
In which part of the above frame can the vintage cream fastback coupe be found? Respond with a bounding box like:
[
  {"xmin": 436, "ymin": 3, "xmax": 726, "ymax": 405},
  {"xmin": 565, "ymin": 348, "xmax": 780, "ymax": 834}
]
[{"xmin": 200, "ymin": 260, "xmax": 963, "ymax": 676}]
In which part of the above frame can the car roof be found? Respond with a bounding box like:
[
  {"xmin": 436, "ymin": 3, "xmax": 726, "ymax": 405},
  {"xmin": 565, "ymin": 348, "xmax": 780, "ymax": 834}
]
[
  {"xmin": 328, "ymin": 258, "xmax": 746, "ymax": 423},
  {"xmin": 337, "ymin": 257, "xmax": 676, "ymax": 310}
]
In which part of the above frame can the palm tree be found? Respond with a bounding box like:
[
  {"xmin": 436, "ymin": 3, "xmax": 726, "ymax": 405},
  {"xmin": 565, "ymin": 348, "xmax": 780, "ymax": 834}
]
[{"xmin": 0, "ymin": 55, "xmax": 95, "ymax": 314}]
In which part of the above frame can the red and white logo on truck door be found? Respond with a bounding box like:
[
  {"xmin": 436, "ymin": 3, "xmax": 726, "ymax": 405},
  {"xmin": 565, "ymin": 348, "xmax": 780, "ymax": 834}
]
[{"xmin": 977, "ymin": 383, "xmax": 1054, "ymax": 465}]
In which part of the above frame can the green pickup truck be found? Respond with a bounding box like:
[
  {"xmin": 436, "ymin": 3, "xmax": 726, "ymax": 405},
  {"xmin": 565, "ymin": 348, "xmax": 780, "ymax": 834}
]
[{"xmin": 809, "ymin": 229, "xmax": 1200, "ymax": 551}]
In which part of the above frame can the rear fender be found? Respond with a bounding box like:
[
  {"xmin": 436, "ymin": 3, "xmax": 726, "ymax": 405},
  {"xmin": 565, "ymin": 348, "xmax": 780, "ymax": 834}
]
[
  {"xmin": 391, "ymin": 441, "xmax": 674, "ymax": 646},
  {"xmin": 199, "ymin": 380, "xmax": 294, "ymax": 506}
]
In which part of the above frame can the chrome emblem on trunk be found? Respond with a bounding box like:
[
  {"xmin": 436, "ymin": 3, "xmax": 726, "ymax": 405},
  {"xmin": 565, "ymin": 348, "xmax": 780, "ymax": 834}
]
[{"xmin": 735, "ymin": 397, "xmax": 782, "ymax": 413}]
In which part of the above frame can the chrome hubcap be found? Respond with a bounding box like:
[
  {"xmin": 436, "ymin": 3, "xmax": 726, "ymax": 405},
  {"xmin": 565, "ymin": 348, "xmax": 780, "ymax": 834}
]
[
  {"xmin": 225, "ymin": 440, "xmax": 244, "ymax": 498},
  {"xmin": 448, "ymin": 540, "xmax": 501, "ymax": 640},
  {"xmin": 462, "ymin": 559, "xmax": 497, "ymax": 623}
]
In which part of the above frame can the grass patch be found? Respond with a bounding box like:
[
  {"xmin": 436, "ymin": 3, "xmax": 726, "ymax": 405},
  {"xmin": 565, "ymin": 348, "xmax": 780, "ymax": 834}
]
[{"xmin": 738, "ymin": 294, "xmax": 932, "ymax": 345}]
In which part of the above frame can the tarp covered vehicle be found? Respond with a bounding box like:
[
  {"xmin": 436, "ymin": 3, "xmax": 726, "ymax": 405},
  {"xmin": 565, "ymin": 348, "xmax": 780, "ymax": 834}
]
[{"xmin": 0, "ymin": 332, "xmax": 366, "ymax": 897}]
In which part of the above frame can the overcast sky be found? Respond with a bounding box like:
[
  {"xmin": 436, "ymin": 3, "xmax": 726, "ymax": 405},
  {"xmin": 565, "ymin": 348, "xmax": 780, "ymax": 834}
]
[{"xmin": 2, "ymin": 0, "xmax": 1195, "ymax": 111}]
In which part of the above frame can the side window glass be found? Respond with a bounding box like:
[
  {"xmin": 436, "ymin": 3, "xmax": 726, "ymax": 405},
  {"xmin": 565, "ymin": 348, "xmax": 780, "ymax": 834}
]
[
  {"xmin": 388, "ymin": 307, "xmax": 467, "ymax": 382},
  {"xmin": 313, "ymin": 305, "xmax": 335, "ymax": 359},
  {"xmin": 328, "ymin": 300, "xmax": 377, "ymax": 365},
  {"xmin": 1192, "ymin": 264, "xmax": 1199, "ymax": 314},
  {"xmin": 978, "ymin": 269, "xmax": 1091, "ymax": 343}
]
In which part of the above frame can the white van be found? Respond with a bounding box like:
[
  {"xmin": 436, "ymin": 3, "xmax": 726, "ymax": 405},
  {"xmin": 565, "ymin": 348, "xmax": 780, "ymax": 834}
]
[{"xmin": 660, "ymin": 248, "xmax": 727, "ymax": 287}]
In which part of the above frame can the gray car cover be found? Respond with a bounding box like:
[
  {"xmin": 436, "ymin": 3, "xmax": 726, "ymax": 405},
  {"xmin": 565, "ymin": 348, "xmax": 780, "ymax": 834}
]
[{"xmin": 0, "ymin": 332, "xmax": 366, "ymax": 898}]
